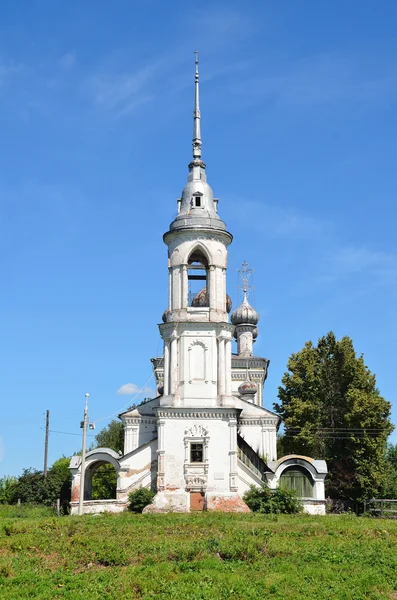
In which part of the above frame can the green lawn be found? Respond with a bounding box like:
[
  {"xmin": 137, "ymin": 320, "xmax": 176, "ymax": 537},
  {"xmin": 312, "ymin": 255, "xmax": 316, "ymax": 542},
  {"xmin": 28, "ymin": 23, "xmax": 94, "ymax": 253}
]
[{"xmin": 1, "ymin": 509, "xmax": 397, "ymax": 599}]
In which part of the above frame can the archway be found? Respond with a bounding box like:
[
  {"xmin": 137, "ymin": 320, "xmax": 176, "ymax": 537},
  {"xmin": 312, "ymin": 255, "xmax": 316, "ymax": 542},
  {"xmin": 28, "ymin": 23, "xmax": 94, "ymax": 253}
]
[
  {"xmin": 84, "ymin": 460, "xmax": 118, "ymax": 500},
  {"xmin": 279, "ymin": 466, "xmax": 314, "ymax": 498}
]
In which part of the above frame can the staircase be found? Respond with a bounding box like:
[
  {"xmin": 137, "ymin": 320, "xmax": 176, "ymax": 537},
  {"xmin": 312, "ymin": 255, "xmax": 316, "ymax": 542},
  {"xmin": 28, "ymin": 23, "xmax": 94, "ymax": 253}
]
[{"xmin": 237, "ymin": 434, "xmax": 270, "ymax": 483}]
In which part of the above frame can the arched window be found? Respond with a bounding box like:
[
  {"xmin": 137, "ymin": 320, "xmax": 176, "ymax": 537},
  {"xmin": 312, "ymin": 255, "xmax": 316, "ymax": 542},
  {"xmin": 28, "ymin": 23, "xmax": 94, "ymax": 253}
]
[
  {"xmin": 188, "ymin": 249, "xmax": 209, "ymax": 306},
  {"xmin": 279, "ymin": 466, "xmax": 314, "ymax": 498}
]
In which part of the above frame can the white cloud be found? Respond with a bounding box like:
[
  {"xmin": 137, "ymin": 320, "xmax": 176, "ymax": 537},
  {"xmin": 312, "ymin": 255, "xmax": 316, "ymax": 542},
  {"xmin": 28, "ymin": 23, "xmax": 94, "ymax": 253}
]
[
  {"xmin": 117, "ymin": 382, "xmax": 155, "ymax": 397},
  {"xmin": 117, "ymin": 383, "xmax": 141, "ymax": 395}
]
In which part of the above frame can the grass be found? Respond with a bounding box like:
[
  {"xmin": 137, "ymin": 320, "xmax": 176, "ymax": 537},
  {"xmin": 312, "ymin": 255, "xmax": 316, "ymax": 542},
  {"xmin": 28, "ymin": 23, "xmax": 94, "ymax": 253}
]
[{"xmin": 1, "ymin": 509, "xmax": 397, "ymax": 599}]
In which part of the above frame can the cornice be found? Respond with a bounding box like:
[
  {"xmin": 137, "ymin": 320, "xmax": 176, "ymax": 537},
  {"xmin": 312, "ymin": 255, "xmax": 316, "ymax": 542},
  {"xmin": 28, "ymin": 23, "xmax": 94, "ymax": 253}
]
[
  {"xmin": 239, "ymin": 418, "xmax": 278, "ymax": 427},
  {"xmin": 154, "ymin": 407, "xmax": 239, "ymax": 419}
]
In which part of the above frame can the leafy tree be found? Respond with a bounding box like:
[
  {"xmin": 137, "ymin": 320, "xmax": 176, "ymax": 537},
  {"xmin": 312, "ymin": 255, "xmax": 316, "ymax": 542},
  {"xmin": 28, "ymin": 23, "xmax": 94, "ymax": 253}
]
[
  {"xmin": 9, "ymin": 458, "xmax": 72, "ymax": 509},
  {"xmin": 243, "ymin": 485, "xmax": 302, "ymax": 514},
  {"xmin": 274, "ymin": 332, "xmax": 393, "ymax": 502},
  {"xmin": 92, "ymin": 464, "xmax": 117, "ymax": 500},
  {"xmin": 0, "ymin": 476, "xmax": 18, "ymax": 504},
  {"xmin": 381, "ymin": 443, "xmax": 397, "ymax": 499},
  {"xmin": 95, "ymin": 420, "xmax": 124, "ymax": 454}
]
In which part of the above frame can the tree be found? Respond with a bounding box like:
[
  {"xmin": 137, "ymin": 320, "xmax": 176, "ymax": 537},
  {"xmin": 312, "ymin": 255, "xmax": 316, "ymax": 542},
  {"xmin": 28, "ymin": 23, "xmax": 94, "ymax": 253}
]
[
  {"xmin": 274, "ymin": 332, "xmax": 393, "ymax": 502},
  {"xmin": 0, "ymin": 476, "xmax": 18, "ymax": 504},
  {"xmin": 95, "ymin": 420, "xmax": 124, "ymax": 454},
  {"xmin": 92, "ymin": 464, "xmax": 117, "ymax": 500},
  {"xmin": 381, "ymin": 443, "xmax": 397, "ymax": 499},
  {"xmin": 9, "ymin": 458, "xmax": 72, "ymax": 508}
]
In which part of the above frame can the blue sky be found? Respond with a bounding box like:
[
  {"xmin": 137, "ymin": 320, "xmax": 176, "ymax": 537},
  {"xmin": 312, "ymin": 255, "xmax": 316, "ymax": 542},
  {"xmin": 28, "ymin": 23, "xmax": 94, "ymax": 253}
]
[{"xmin": 1, "ymin": 0, "xmax": 397, "ymax": 476}]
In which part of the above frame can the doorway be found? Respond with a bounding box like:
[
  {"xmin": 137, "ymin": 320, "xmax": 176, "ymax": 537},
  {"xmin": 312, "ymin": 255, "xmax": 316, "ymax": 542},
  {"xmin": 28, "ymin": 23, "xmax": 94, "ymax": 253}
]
[{"xmin": 190, "ymin": 492, "xmax": 205, "ymax": 511}]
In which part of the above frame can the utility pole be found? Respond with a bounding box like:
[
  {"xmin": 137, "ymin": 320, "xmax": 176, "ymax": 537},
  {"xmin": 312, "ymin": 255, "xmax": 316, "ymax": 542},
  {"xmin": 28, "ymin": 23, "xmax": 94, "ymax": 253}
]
[
  {"xmin": 43, "ymin": 410, "xmax": 50, "ymax": 478},
  {"xmin": 78, "ymin": 393, "xmax": 89, "ymax": 516}
]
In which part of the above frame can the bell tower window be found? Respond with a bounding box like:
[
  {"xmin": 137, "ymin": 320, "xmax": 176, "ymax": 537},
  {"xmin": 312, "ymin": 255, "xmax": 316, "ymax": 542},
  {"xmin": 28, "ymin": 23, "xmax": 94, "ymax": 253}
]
[{"xmin": 187, "ymin": 249, "xmax": 209, "ymax": 306}]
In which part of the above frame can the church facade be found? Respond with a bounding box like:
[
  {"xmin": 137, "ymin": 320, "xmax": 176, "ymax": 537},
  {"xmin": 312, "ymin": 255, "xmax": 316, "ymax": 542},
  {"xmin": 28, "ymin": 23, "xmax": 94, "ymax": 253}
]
[{"xmin": 70, "ymin": 56, "xmax": 327, "ymax": 515}]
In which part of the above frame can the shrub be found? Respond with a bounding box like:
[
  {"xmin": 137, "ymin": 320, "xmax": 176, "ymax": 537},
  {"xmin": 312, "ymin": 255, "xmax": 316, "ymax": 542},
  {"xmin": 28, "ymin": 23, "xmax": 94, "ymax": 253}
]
[
  {"xmin": 243, "ymin": 485, "xmax": 302, "ymax": 514},
  {"xmin": 128, "ymin": 488, "xmax": 155, "ymax": 513}
]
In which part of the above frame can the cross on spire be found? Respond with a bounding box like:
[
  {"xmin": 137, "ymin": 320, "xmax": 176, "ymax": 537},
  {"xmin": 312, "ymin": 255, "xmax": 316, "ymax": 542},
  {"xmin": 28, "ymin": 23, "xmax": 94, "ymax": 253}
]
[
  {"xmin": 192, "ymin": 51, "xmax": 202, "ymax": 159},
  {"xmin": 237, "ymin": 261, "xmax": 254, "ymax": 297}
]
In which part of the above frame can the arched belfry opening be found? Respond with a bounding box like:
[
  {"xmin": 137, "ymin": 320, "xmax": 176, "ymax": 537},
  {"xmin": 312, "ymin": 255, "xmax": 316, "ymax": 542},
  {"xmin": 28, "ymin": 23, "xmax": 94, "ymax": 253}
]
[{"xmin": 188, "ymin": 248, "xmax": 209, "ymax": 306}]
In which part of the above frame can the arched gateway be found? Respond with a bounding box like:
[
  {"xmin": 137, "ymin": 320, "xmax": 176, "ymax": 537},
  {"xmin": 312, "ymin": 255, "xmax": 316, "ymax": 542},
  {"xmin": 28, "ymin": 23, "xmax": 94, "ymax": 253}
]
[{"xmin": 70, "ymin": 55, "xmax": 327, "ymax": 515}]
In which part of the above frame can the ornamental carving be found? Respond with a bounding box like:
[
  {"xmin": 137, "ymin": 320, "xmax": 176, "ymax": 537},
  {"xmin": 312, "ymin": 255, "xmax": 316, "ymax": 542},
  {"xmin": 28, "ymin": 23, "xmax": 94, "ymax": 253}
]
[
  {"xmin": 186, "ymin": 475, "xmax": 206, "ymax": 488},
  {"xmin": 184, "ymin": 424, "xmax": 209, "ymax": 438}
]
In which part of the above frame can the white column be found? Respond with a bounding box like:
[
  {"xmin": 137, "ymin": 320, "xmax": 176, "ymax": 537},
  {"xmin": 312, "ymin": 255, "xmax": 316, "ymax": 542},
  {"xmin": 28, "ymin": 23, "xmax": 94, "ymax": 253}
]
[
  {"xmin": 209, "ymin": 266, "xmax": 216, "ymax": 309},
  {"xmin": 168, "ymin": 267, "xmax": 172, "ymax": 310},
  {"xmin": 164, "ymin": 341, "xmax": 170, "ymax": 395},
  {"xmin": 225, "ymin": 339, "xmax": 232, "ymax": 396},
  {"xmin": 131, "ymin": 426, "xmax": 139, "ymax": 451},
  {"xmin": 157, "ymin": 418, "xmax": 166, "ymax": 491},
  {"xmin": 261, "ymin": 426, "xmax": 269, "ymax": 462},
  {"xmin": 229, "ymin": 417, "xmax": 238, "ymax": 492},
  {"xmin": 218, "ymin": 337, "xmax": 225, "ymax": 396},
  {"xmin": 223, "ymin": 268, "xmax": 227, "ymax": 312},
  {"xmin": 215, "ymin": 268, "xmax": 222, "ymax": 311},
  {"xmin": 181, "ymin": 265, "xmax": 188, "ymax": 308},
  {"xmin": 124, "ymin": 426, "xmax": 132, "ymax": 454},
  {"xmin": 172, "ymin": 268, "xmax": 180, "ymax": 310},
  {"xmin": 170, "ymin": 335, "xmax": 178, "ymax": 395},
  {"xmin": 271, "ymin": 429, "xmax": 277, "ymax": 462}
]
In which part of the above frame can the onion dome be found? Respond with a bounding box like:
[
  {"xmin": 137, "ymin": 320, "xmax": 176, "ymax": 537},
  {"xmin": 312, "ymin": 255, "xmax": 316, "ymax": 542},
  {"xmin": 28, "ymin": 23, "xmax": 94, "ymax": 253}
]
[
  {"xmin": 191, "ymin": 287, "xmax": 232, "ymax": 313},
  {"xmin": 238, "ymin": 378, "xmax": 258, "ymax": 397},
  {"xmin": 230, "ymin": 291, "xmax": 259, "ymax": 326},
  {"xmin": 191, "ymin": 287, "xmax": 208, "ymax": 307},
  {"xmin": 162, "ymin": 309, "xmax": 171, "ymax": 323}
]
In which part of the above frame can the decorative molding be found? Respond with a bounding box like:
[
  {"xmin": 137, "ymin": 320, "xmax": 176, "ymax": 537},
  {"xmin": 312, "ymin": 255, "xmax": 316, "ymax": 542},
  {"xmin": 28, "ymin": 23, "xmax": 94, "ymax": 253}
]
[
  {"xmin": 232, "ymin": 373, "xmax": 264, "ymax": 381},
  {"xmin": 156, "ymin": 409, "xmax": 238, "ymax": 419},
  {"xmin": 184, "ymin": 424, "xmax": 209, "ymax": 437},
  {"xmin": 124, "ymin": 418, "xmax": 156, "ymax": 426},
  {"xmin": 186, "ymin": 475, "xmax": 207, "ymax": 490},
  {"xmin": 239, "ymin": 418, "xmax": 278, "ymax": 426}
]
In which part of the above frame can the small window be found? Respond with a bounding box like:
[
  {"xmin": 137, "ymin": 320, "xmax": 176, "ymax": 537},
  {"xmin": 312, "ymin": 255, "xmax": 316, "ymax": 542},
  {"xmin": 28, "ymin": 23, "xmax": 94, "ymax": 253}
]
[
  {"xmin": 194, "ymin": 197, "xmax": 201, "ymax": 207},
  {"xmin": 190, "ymin": 442, "xmax": 204, "ymax": 463}
]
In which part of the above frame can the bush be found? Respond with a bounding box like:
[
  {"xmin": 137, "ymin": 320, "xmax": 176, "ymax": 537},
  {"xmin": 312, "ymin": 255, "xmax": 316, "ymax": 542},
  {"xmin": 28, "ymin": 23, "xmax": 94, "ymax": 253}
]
[
  {"xmin": 243, "ymin": 485, "xmax": 302, "ymax": 514},
  {"xmin": 128, "ymin": 488, "xmax": 155, "ymax": 513}
]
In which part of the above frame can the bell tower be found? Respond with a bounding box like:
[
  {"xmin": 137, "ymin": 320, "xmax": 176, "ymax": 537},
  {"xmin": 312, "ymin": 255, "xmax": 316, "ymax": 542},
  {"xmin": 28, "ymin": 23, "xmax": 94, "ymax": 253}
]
[{"xmin": 159, "ymin": 52, "xmax": 234, "ymax": 408}]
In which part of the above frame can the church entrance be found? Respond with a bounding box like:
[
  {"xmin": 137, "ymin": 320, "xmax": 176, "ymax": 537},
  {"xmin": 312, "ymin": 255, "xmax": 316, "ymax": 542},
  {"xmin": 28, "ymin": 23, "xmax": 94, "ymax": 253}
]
[{"xmin": 190, "ymin": 492, "xmax": 205, "ymax": 511}]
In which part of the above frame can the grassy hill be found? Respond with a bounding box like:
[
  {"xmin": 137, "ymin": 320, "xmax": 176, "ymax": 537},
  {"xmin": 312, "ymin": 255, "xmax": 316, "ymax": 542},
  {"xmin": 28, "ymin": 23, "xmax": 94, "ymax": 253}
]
[{"xmin": 1, "ymin": 508, "xmax": 397, "ymax": 599}]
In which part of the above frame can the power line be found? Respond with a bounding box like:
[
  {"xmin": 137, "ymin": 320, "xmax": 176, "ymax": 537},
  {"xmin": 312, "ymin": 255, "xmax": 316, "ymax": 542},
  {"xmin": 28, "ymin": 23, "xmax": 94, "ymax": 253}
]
[
  {"xmin": 93, "ymin": 372, "xmax": 155, "ymax": 424},
  {"xmin": 49, "ymin": 429, "xmax": 95, "ymax": 437}
]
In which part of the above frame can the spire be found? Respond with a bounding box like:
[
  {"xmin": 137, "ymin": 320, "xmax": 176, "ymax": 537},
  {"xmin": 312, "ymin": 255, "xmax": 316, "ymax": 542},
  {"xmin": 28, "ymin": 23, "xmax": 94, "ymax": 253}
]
[{"xmin": 192, "ymin": 51, "xmax": 202, "ymax": 159}]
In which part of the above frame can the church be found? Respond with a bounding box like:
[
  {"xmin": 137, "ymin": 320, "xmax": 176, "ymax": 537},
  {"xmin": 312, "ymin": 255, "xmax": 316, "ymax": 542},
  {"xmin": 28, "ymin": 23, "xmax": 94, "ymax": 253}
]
[{"xmin": 70, "ymin": 56, "xmax": 327, "ymax": 515}]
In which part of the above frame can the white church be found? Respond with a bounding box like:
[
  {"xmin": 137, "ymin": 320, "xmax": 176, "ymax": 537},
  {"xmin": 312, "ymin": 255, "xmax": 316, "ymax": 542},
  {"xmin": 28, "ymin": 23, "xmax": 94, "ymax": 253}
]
[{"xmin": 70, "ymin": 56, "xmax": 327, "ymax": 515}]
